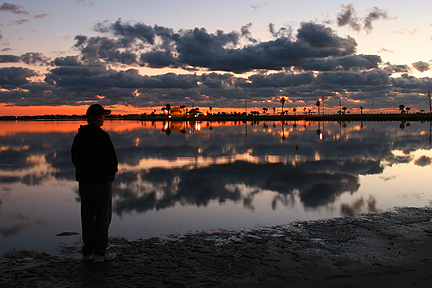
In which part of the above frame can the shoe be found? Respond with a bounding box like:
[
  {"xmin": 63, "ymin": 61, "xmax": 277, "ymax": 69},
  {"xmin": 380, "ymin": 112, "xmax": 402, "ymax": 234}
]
[
  {"xmin": 82, "ymin": 254, "xmax": 93, "ymax": 262},
  {"xmin": 93, "ymin": 252, "xmax": 116, "ymax": 263}
]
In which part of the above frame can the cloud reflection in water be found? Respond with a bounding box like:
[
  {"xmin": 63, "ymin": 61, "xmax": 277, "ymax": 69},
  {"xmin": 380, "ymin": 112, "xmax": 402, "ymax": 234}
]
[{"xmin": 1, "ymin": 120, "xmax": 432, "ymax": 242}]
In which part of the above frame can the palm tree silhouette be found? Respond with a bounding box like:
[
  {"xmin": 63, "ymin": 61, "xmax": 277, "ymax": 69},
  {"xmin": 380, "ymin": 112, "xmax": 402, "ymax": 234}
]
[
  {"xmin": 162, "ymin": 104, "xmax": 171, "ymax": 115},
  {"xmin": 316, "ymin": 100, "xmax": 321, "ymax": 115},
  {"xmin": 279, "ymin": 97, "xmax": 286, "ymax": 115}
]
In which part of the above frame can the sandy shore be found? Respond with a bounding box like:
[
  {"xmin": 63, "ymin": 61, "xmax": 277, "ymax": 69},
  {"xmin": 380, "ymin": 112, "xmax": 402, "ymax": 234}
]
[{"xmin": 1, "ymin": 207, "xmax": 432, "ymax": 287}]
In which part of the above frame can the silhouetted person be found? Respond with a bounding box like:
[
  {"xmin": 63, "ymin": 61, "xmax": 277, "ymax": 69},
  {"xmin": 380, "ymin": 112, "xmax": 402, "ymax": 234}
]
[{"xmin": 71, "ymin": 104, "xmax": 118, "ymax": 263}]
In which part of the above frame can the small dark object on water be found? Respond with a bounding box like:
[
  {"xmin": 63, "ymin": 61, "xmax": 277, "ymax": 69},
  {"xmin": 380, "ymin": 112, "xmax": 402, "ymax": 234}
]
[{"xmin": 56, "ymin": 232, "xmax": 79, "ymax": 236}]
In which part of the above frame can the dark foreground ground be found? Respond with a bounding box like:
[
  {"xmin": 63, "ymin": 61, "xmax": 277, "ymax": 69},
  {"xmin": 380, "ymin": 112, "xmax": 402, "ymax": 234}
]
[{"xmin": 1, "ymin": 207, "xmax": 432, "ymax": 288}]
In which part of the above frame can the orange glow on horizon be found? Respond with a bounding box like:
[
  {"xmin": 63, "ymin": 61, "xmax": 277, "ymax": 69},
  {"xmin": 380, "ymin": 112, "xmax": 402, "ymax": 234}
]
[
  {"xmin": 0, "ymin": 119, "xmax": 274, "ymax": 136},
  {"xmin": 0, "ymin": 120, "xmax": 163, "ymax": 136},
  {"xmin": 0, "ymin": 104, "xmax": 155, "ymax": 117}
]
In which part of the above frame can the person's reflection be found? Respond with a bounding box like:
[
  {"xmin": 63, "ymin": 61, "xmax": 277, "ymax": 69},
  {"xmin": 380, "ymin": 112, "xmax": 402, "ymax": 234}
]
[
  {"xmin": 316, "ymin": 122, "xmax": 324, "ymax": 140},
  {"xmin": 281, "ymin": 121, "xmax": 286, "ymax": 141}
]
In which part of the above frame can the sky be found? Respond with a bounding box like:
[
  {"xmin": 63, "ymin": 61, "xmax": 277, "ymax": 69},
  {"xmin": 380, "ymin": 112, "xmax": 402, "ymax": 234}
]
[{"xmin": 0, "ymin": 0, "xmax": 432, "ymax": 116}]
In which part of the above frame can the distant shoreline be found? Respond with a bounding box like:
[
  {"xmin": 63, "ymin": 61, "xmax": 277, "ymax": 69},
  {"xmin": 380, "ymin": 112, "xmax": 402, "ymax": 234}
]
[{"xmin": 2, "ymin": 113, "xmax": 432, "ymax": 122}]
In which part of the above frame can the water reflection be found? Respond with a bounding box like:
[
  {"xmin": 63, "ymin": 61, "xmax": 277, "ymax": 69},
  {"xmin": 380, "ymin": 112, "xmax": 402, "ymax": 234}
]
[{"xmin": 1, "ymin": 120, "xmax": 432, "ymax": 253}]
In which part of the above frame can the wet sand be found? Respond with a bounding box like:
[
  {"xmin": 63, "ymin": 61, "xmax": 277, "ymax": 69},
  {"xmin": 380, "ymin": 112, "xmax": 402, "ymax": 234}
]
[{"xmin": 1, "ymin": 207, "xmax": 432, "ymax": 287}]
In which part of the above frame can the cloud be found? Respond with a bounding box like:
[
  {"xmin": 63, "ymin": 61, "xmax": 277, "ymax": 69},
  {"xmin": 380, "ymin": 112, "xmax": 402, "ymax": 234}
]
[
  {"xmin": 337, "ymin": 4, "xmax": 392, "ymax": 33},
  {"xmin": 0, "ymin": 2, "xmax": 29, "ymax": 15},
  {"xmin": 20, "ymin": 52, "xmax": 49, "ymax": 65},
  {"xmin": 34, "ymin": 13, "xmax": 49, "ymax": 20},
  {"xmin": 0, "ymin": 2, "xmax": 48, "ymax": 27},
  {"xmin": 112, "ymin": 160, "xmax": 362, "ymax": 215},
  {"xmin": 316, "ymin": 69, "xmax": 390, "ymax": 86},
  {"xmin": 337, "ymin": 3, "xmax": 361, "ymax": 32},
  {"xmin": 412, "ymin": 61, "xmax": 430, "ymax": 72},
  {"xmin": 77, "ymin": 0, "xmax": 94, "ymax": 6},
  {"xmin": 414, "ymin": 155, "xmax": 432, "ymax": 167},
  {"xmin": 0, "ymin": 15, "xmax": 431, "ymax": 111},
  {"xmin": 10, "ymin": 19, "xmax": 29, "ymax": 26},
  {"xmin": 0, "ymin": 54, "xmax": 21, "ymax": 63},
  {"xmin": 297, "ymin": 54, "xmax": 381, "ymax": 72},
  {"xmin": 364, "ymin": 7, "xmax": 391, "ymax": 32},
  {"xmin": 52, "ymin": 55, "xmax": 81, "ymax": 66},
  {"xmin": 79, "ymin": 20, "xmax": 357, "ymax": 73},
  {"xmin": 0, "ymin": 67, "xmax": 37, "ymax": 87},
  {"xmin": 269, "ymin": 23, "xmax": 293, "ymax": 39},
  {"xmin": 250, "ymin": 2, "xmax": 268, "ymax": 10},
  {"xmin": 378, "ymin": 48, "xmax": 394, "ymax": 54},
  {"xmin": 340, "ymin": 196, "xmax": 377, "ymax": 216},
  {"xmin": 382, "ymin": 63, "xmax": 410, "ymax": 74}
]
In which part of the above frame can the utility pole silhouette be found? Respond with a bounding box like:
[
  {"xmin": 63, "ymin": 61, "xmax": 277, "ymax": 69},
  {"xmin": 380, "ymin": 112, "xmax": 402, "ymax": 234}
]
[{"xmin": 429, "ymin": 91, "xmax": 431, "ymax": 114}]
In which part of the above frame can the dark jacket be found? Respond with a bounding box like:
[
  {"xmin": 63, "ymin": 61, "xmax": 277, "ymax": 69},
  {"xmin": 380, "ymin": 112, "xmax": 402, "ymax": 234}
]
[{"xmin": 71, "ymin": 124, "xmax": 118, "ymax": 186}]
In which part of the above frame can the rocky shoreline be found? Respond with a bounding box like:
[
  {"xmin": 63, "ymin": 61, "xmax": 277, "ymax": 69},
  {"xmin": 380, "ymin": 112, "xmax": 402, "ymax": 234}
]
[{"xmin": 2, "ymin": 207, "xmax": 432, "ymax": 287}]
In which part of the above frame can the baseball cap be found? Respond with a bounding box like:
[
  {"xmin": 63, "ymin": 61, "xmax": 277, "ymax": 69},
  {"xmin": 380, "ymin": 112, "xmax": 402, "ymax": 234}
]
[{"xmin": 86, "ymin": 104, "xmax": 111, "ymax": 118}]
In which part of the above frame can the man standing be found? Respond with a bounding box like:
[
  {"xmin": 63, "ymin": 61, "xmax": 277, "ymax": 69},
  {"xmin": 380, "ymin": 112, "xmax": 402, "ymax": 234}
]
[{"xmin": 71, "ymin": 104, "xmax": 118, "ymax": 263}]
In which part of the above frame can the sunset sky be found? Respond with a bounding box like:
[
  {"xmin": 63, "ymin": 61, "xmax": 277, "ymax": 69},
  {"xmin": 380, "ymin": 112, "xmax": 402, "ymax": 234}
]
[{"xmin": 1, "ymin": 0, "xmax": 432, "ymax": 116}]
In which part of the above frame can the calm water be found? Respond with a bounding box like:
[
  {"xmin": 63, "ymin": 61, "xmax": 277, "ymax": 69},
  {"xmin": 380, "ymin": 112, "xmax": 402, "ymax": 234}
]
[{"xmin": 1, "ymin": 119, "xmax": 432, "ymax": 255}]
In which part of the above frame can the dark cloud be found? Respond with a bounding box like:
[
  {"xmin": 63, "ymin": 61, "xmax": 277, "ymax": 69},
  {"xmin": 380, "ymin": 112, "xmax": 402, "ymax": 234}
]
[
  {"xmin": 112, "ymin": 160, "xmax": 362, "ymax": 215},
  {"xmin": 341, "ymin": 196, "xmax": 377, "ymax": 217},
  {"xmin": 414, "ymin": 156, "xmax": 432, "ymax": 167},
  {"xmin": 74, "ymin": 35, "xmax": 87, "ymax": 47},
  {"xmin": 0, "ymin": 53, "xmax": 48, "ymax": 64},
  {"xmin": 0, "ymin": 54, "xmax": 21, "ymax": 63},
  {"xmin": 20, "ymin": 52, "xmax": 48, "ymax": 65},
  {"xmin": 391, "ymin": 73, "xmax": 432, "ymax": 93},
  {"xmin": 77, "ymin": 20, "xmax": 357, "ymax": 73},
  {"xmin": 0, "ymin": 67, "xmax": 37, "ymax": 87},
  {"xmin": 245, "ymin": 72, "xmax": 314, "ymax": 88},
  {"xmin": 316, "ymin": 69, "xmax": 390, "ymax": 86},
  {"xmin": 269, "ymin": 23, "xmax": 293, "ymax": 39},
  {"xmin": 52, "ymin": 56, "xmax": 82, "ymax": 66},
  {"xmin": 412, "ymin": 61, "xmax": 430, "ymax": 72},
  {"xmin": 298, "ymin": 55, "xmax": 381, "ymax": 72},
  {"xmin": 139, "ymin": 50, "xmax": 178, "ymax": 68},
  {"xmin": 382, "ymin": 63, "xmax": 410, "ymax": 74},
  {"xmin": 337, "ymin": 4, "xmax": 361, "ymax": 32},
  {"xmin": 0, "ymin": 2, "xmax": 28, "ymax": 15},
  {"xmin": 241, "ymin": 23, "xmax": 257, "ymax": 43},
  {"xmin": 364, "ymin": 7, "xmax": 391, "ymax": 32},
  {"xmin": 337, "ymin": 4, "xmax": 391, "ymax": 33},
  {"xmin": 46, "ymin": 64, "xmax": 199, "ymax": 90}
]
